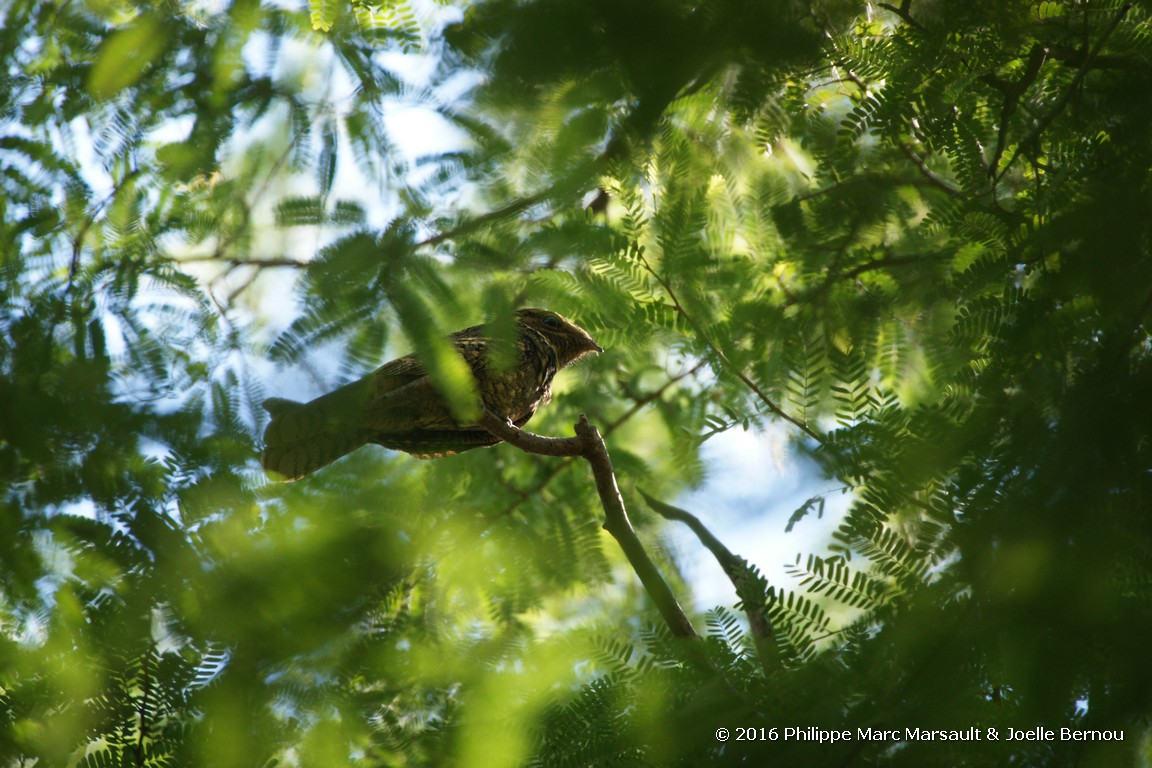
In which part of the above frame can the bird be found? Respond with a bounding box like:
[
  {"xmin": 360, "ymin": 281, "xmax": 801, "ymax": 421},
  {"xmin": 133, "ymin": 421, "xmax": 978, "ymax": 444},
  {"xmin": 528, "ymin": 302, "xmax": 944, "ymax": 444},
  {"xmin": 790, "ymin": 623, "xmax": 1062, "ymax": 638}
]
[{"xmin": 261, "ymin": 308, "xmax": 603, "ymax": 480}]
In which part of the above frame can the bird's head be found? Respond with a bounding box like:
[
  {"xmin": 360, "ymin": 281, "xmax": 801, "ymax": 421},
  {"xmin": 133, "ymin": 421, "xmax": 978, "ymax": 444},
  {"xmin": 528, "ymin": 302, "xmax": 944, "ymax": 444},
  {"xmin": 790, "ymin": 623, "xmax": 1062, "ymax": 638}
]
[{"xmin": 516, "ymin": 308, "xmax": 603, "ymax": 367}]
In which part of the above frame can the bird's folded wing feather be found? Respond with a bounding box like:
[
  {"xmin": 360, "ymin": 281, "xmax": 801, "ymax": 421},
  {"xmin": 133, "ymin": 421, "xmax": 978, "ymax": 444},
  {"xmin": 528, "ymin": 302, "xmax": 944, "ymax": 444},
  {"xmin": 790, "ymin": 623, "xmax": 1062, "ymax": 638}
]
[
  {"xmin": 362, "ymin": 376, "xmax": 462, "ymax": 432},
  {"xmin": 360, "ymin": 337, "xmax": 492, "ymax": 432}
]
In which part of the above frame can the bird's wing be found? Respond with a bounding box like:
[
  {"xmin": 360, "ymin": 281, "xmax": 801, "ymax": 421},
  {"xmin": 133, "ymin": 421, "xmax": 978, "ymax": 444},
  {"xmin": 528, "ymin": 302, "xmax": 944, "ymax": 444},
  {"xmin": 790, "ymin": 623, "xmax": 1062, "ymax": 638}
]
[
  {"xmin": 361, "ymin": 331, "xmax": 502, "ymax": 432},
  {"xmin": 362, "ymin": 376, "xmax": 462, "ymax": 431},
  {"xmin": 372, "ymin": 350, "xmax": 426, "ymax": 383},
  {"xmin": 362, "ymin": 348, "xmax": 473, "ymax": 432}
]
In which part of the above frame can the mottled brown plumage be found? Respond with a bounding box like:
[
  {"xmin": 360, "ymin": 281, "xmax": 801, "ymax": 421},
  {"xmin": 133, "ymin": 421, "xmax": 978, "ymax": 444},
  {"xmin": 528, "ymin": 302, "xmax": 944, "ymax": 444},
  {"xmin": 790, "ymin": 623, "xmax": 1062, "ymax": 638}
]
[{"xmin": 261, "ymin": 308, "xmax": 603, "ymax": 480}]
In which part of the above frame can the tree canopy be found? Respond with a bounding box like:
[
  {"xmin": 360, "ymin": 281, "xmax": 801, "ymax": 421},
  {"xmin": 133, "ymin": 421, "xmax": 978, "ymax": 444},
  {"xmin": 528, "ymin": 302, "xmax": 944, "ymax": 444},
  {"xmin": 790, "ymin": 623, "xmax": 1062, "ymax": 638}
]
[{"xmin": 3, "ymin": 0, "xmax": 1152, "ymax": 765}]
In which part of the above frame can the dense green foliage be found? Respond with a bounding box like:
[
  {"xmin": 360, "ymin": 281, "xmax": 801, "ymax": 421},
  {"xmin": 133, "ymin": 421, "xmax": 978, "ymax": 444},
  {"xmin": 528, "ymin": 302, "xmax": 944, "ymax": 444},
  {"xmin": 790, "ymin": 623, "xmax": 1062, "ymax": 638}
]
[{"xmin": 3, "ymin": 0, "xmax": 1152, "ymax": 765}]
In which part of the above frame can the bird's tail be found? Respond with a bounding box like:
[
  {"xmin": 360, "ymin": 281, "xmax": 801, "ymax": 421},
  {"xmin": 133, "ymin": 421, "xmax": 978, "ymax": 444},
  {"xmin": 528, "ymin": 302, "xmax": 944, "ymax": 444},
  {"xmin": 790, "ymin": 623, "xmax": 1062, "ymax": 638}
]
[{"xmin": 261, "ymin": 396, "xmax": 368, "ymax": 481}]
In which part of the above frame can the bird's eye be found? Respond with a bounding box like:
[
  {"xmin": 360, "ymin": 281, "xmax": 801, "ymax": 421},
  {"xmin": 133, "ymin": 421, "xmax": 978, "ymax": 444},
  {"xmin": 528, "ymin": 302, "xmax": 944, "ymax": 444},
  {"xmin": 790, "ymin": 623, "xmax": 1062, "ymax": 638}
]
[{"xmin": 542, "ymin": 314, "xmax": 562, "ymax": 329}]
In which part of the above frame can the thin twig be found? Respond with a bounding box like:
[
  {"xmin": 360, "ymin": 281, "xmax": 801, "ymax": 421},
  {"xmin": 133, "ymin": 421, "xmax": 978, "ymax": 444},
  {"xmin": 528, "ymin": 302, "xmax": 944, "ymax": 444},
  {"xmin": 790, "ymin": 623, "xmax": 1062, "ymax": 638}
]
[
  {"xmin": 877, "ymin": 1, "xmax": 925, "ymax": 32},
  {"xmin": 898, "ymin": 143, "xmax": 959, "ymax": 196},
  {"xmin": 984, "ymin": 44, "xmax": 1049, "ymax": 177},
  {"xmin": 173, "ymin": 255, "xmax": 309, "ymax": 268},
  {"xmin": 634, "ymin": 250, "xmax": 826, "ymax": 446},
  {"xmin": 797, "ymin": 252, "xmax": 951, "ymax": 309},
  {"xmin": 604, "ymin": 360, "xmax": 707, "ymax": 434},
  {"xmin": 67, "ymin": 167, "xmax": 145, "ymax": 298},
  {"xmin": 416, "ymin": 189, "xmax": 554, "ymax": 249}
]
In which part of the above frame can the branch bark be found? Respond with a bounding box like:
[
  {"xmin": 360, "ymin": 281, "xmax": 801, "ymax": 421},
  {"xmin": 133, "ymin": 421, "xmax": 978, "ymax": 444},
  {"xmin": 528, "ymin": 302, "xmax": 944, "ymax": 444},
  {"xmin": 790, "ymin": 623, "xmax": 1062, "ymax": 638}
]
[
  {"xmin": 503, "ymin": 361, "xmax": 708, "ymax": 513},
  {"xmin": 480, "ymin": 410, "xmax": 699, "ymax": 639}
]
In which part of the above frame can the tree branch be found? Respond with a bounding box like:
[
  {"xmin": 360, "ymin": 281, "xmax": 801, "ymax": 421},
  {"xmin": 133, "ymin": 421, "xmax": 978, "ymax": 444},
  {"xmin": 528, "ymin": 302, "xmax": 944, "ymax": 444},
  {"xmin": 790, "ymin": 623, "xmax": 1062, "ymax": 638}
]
[
  {"xmin": 996, "ymin": 3, "xmax": 1133, "ymax": 182},
  {"xmin": 877, "ymin": 1, "xmax": 925, "ymax": 33},
  {"xmin": 480, "ymin": 410, "xmax": 699, "ymax": 639},
  {"xmin": 478, "ymin": 410, "xmax": 585, "ymax": 457},
  {"xmin": 172, "ymin": 255, "xmax": 310, "ymax": 269},
  {"xmin": 503, "ymin": 361, "xmax": 708, "ymax": 513},
  {"xmin": 638, "ymin": 490, "xmax": 779, "ymax": 676}
]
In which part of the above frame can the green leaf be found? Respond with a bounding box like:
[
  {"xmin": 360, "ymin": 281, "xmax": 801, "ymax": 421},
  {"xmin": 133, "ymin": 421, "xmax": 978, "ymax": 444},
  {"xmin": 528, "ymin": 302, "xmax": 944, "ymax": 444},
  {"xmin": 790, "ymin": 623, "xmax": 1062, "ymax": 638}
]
[{"xmin": 87, "ymin": 15, "xmax": 168, "ymax": 100}]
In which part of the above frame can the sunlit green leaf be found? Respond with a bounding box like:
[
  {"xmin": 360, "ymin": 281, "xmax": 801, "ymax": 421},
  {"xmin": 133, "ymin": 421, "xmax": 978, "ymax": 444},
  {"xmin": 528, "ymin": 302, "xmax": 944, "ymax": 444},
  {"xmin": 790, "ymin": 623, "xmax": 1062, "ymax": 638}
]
[{"xmin": 87, "ymin": 14, "xmax": 168, "ymax": 99}]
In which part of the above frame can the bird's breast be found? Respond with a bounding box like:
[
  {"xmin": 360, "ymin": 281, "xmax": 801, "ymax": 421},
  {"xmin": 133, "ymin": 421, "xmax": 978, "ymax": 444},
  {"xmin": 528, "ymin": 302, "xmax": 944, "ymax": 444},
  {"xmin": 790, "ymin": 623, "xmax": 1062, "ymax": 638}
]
[{"xmin": 479, "ymin": 365, "xmax": 552, "ymax": 419}]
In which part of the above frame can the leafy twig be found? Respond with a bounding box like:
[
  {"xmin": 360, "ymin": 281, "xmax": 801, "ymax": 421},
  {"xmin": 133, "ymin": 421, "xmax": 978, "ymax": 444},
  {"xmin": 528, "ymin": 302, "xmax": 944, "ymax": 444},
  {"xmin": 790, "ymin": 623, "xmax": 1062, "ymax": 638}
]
[
  {"xmin": 67, "ymin": 167, "xmax": 144, "ymax": 299},
  {"xmin": 633, "ymin": 249, "xmax": 826, "ymax": 446},
  {"xmin": 995, "ymin": 3, "xmax": 1133, "ymax": 182},
  {"xmin": 983, "ymin": 44, "xmax": 1049, "ymax": 178},
  {"xmin": 898, "ymin": 143, "xmax": 959, "ymax": 196}
]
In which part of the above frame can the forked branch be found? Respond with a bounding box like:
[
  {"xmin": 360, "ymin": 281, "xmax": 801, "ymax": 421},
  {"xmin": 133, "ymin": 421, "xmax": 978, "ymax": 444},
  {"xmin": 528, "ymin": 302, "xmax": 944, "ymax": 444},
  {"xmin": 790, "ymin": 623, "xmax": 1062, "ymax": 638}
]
[{"xmin": 480, "ymin": 410, "xmax": 699, "ymax": 639}]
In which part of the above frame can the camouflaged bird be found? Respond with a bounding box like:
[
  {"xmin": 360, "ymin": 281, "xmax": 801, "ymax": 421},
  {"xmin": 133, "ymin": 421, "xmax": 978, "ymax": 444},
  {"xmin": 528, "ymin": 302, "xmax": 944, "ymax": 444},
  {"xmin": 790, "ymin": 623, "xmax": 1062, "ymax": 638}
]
[{"xmin": 261, "ymin": 308, "xmax": 603, "ymax": 480}]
